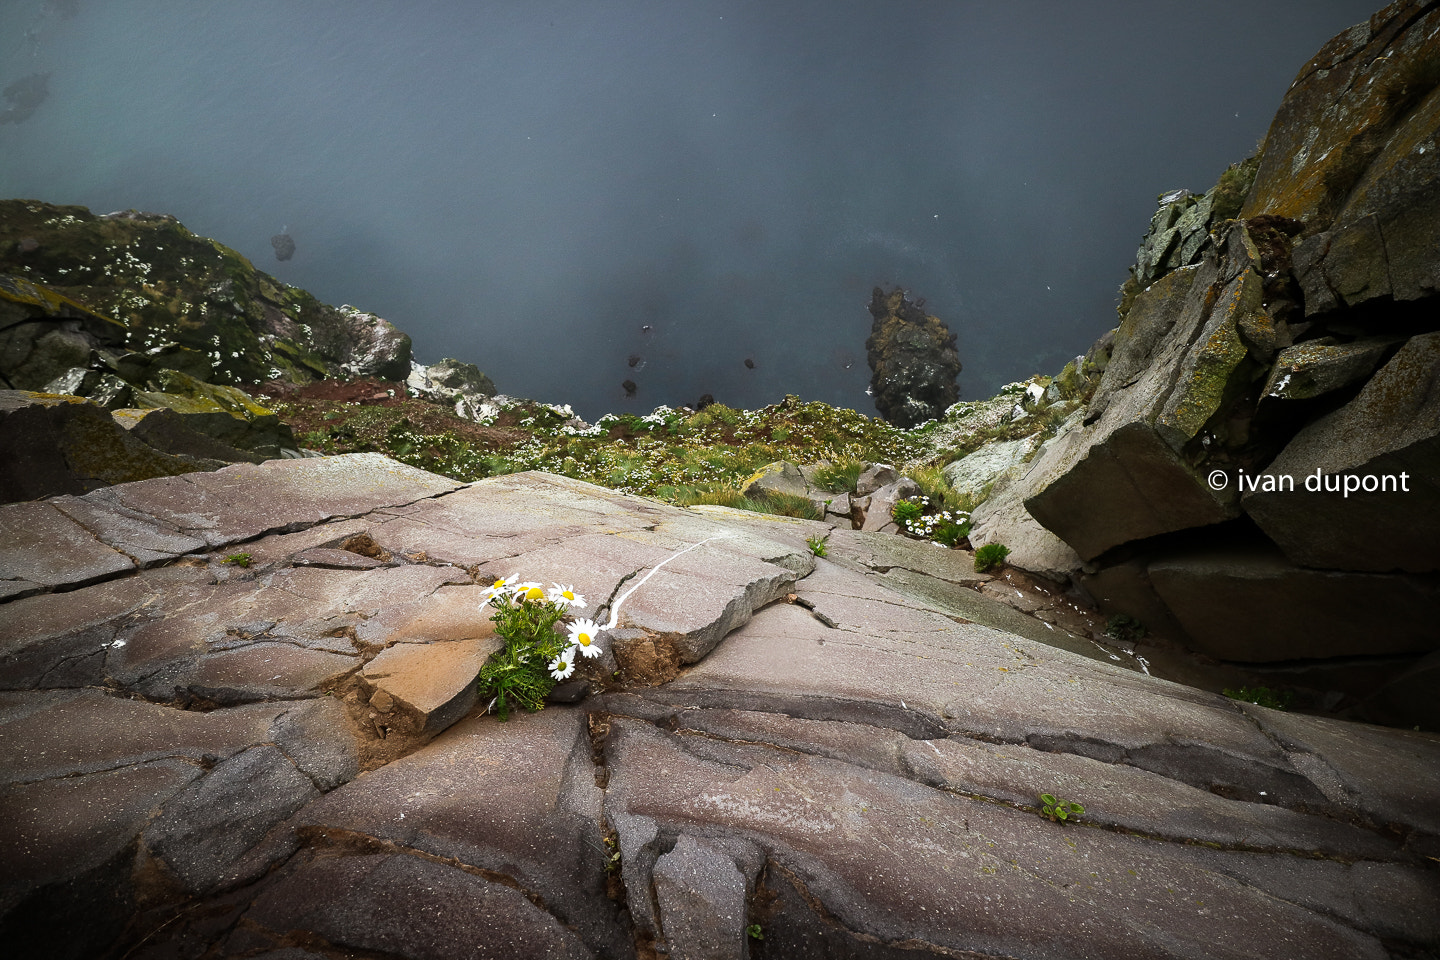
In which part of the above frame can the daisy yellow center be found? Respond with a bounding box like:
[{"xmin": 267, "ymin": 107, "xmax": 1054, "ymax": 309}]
[
  {"xmin": 491, "ymin": 579, "xmax": 507, "ymax": 590},
  {"xmin": 524, "ymin": 586, "xmax": 546, "ymax": 601},
  {"xmin": 562, "ymin": 589, "xmax": 576, "ymax": 601},
  {"xmin": 577, "ymin": 632, "xmax": 593, "ymax": 647}
]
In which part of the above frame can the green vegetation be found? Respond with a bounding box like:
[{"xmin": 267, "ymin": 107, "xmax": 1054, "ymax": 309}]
[
  {"xmin": 1039, "ymin": 793, "xmax": 1085, "ymax": 824},
  {"xmin": 893, "ymin": 495, "xmax": 972, "ymax": 548},
  {"xmin": 602, "ymin": 835, "xmax": 622, "ymax": 872},
  {"xmin": 272, "ymin": 392, "xmax": 928, "ymax": 508},
  {"xmin": 806, "ymin": 534, "xmax": 829, "ymax": 558},
  {"xmin": 682, "ymin": 486, "xmax": 825, "ymax": 521},
  {"xmin": 747, "ymin": 924, "xmax": 764, "ymax": 941},
  {"xmin": 222, "ymin": 552, "xmax": 252, "ymax": 568},
  {"xmin": 974, "ymin": 543, "xmax": 1011, "ymax": 573},
  {"xmin": 1223, "ymin": 686, "xmax": 1294, "ymax": 711},
  {"xmin": 891, "ymin": 498, "xmax": 924, "ymax": 525},
  {"xmin": 810, "ymin": 456, "xmax": 866, "ymax": 493},
  {"xmin": 475, "ymin": 578, "xmax": 599, "ymax": 721},
  {"xmin": 1104, "ymin": 614, "xmax": 1147, "ymax": 643}
]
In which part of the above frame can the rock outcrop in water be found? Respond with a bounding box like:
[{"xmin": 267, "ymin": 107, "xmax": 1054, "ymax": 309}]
[{"xmin": 865, "ymin": 286, "xmax": 961, "ymax": 428}]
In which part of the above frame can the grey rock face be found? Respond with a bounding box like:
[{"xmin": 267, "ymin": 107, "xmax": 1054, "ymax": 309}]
[
  {"xmin": 653, "ymin": 834, "xmax": 753, "ymax": 960},
  {"xmin": 321, "ymin": 305, "xmax": 413, "ymax": 381},
  {"xmin": 1, "ymin": 454, "xmax": 1437, "ymax": 960},
  {"xmin": 1022, "ymin": 259, "xmax": 1245, "ymax": 561},
  {"xmin": 1244, "ymin": 331, "xmax": 1440, "ymax": 573},
  {"xmin": 145, "ymin": 745, "xmax": 320, "ymax": 894},
  {"xmin": 0, "ymin": 391, "xmax": 207, "ymax": 503},
  {"xmin": 1260, "ymin": 337, "xmax": 1397, "ymax": 401}
]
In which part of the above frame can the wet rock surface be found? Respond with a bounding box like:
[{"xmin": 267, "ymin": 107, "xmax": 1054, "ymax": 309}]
[{"xmin": 0, "ymin": 453, "xmax": 1435, "ymax": 959}]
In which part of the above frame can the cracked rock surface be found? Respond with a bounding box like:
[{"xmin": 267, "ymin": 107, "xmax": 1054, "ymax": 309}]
[{"xmin": 0, "ymin": 454, "xmax": 1436, "ymax": 959}]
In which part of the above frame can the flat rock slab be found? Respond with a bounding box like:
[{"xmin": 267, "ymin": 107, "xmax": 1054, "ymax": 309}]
[
  {"xmin": 289, "ymin": 708, "xmax": 629, "ymax": 958},
  {"xmin": 222, "ymin": 851, "xmax": 594, "ymax": 960},
  {"xmin": 604, "ymin": 718, "xmax": 1399, "ymax": 960},
  {"xmin": 0, "ymin": 500, "xmax": 134, "ymax": 591},
  {"xmin": 1, "ymin": 455, "xmax": 1437, "ymax": 959},
  {"xmin": 93, "ymin": 452, "xmax": 462, "ymax": 550},
  {"xmin": 361, "ymin": 634, "xmax": 498, "ymax": 732}
]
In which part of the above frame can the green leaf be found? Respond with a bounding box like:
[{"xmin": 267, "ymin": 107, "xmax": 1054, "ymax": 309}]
[
  {"xmin": 1069, "ymin": 802, "xmax": 1085, "ymax": 816},
  {"xmin": 1039, "ymin": 793, "xmax": 1058, "ymax": 806}
]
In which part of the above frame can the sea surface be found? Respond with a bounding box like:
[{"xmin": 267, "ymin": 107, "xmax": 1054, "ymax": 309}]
[{"xmin": 0, "ymin": 0, "xmax": 1380, "ymax": 419}]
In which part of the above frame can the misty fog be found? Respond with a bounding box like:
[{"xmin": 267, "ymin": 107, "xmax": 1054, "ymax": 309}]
[{"xmin": 0, "ymin": 0, "xmax": 1380, "ymax": 420}]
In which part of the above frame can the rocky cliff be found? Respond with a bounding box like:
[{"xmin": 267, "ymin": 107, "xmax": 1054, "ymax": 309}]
[
  {"xmin": 0, "ymin": 201, "xmax": 412, "ymax": 391},
  {"xmin": 973, "ymin": 0, "xmax": 1440, "ymax": 729},
  {"xmin": 1, "ymin": 6, "xmax": 1439, "ymax": 956}
]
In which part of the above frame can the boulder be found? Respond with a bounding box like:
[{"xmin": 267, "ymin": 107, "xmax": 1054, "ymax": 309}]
[
  {"xmin": 864, "ymin": 287, "xmax": 961, "ymax": 427},
  {"xmin": 110, "ymin": 406, "xmax": 265, "ymax": 464},
  {"xmin": 1243, "ymin": 331, "xmax": 1440, "ymax": 572},
  {"xmin": 853, "ymin": 462, "xmax": 898, "ymax": 496},
  {"xmin": 1022, "ymin": 258, "xmax": 1249, "ymax": 561},
  {"xmin": 1259, "ymin": 337, "xmax": 1397, "ymax": 401},
  {"xmin": 740, "ymin": 459, "xmax": 811, "ymax": 500},
  {"xmin": 941, "ymin": 435, "xmax": 1039, "ymax": 501},
  {"xmin": 0, "ymin": 391, "xmax": 207, "ymax": 503},
  {"xmin": 858, "ymin": 477, "xmax": 920, "ymax": 533}
]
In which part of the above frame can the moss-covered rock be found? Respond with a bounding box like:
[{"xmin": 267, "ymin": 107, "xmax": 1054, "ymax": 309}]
[
  {"xmin": 0, "ymin": 390, "xmax": 213, "ymax": 502},
  {"xmin": 0, "ymin": 201, "xmax": 409, "ymax": 386}
]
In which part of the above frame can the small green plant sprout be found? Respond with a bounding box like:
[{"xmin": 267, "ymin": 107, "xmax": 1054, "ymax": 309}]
[
  {"xmin": 602, "ymin": 835, "xmax": 622, "ymax": 872},
  {"xmin": 1039, "ymin": 793, "xmax": 1085, "ymax": 823},
  {"xmin": 1105, "ymin": 614, "xmax": 1146, "ymax": 643},
  {"xmin": 891, "ymin": 497, "xmax": 924, "ymax": 525},
  {"xmin": 222, "ymin": 552, "xmax": 252, "ymax": 568},
  {"xmin": 1223, "ymin": 686, "xmax": 1294, "ymax": 711},
  {"xmin": 974, "ymin": 542, "xmax": 1010, "ymax": 573},
  {"xmin": 747, "ymin": 923, "xmax": 764, "ymax": 941},
  {"xmin": 476, "ymin": 576, "xmax": 600, "ymax": 721},
  {"xmin": 806, "ymin": 534, "xmax": 829, "ymax": 557}
]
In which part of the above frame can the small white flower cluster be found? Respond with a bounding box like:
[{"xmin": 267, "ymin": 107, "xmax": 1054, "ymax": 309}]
[
  {"xmin": 561, "ymin": 422, "xmax": 605, "ymax": 437},
  {"xmin": 480, "ymin": 576, "xmax": 603, "ymax": 680},
  {"xmin": 897, "ymin": 496, "xmax": 971, "ymax": 545}
]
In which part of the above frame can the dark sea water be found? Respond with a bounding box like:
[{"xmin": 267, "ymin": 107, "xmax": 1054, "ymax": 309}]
[{"xmin": 0, "ymin": 0, "xmax": 1381, "ymax": 420}]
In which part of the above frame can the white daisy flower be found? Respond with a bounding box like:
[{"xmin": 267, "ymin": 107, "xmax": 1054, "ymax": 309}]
[
  {"xmin": 480, "ymin": 574, "xmax": 519, "ymax": 608},
  {"xmin": 548, "ymin": 652, "xmax": 576, "ymax": 680},
  {"xmin": 512, "ymin": 581, "xmax": 546, "ymax": 603},
  {"xmin": 567, "ymin": 618, "xmax": 604, "ymax": 658},
  {"xmin": 548, "ymin": 583, "xmax": 587, "ymax": 610}
]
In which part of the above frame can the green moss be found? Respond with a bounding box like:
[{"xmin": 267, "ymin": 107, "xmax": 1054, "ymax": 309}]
[{"xmin": 1209, "ymin": 155, "xmax": 1260, "ymax": 223}]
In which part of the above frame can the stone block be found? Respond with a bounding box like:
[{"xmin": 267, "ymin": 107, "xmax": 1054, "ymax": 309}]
[
  {"xmin": 654, "ymin": 834, "xmax": 750, "ymax": 960},
  {"xmin": 1146, "ymin": 543, "xmax": 1440, "ymax": 661},
  {"xmin": 1243, "ymin": 332, "xmax": 1440, "ymax": 572},
  {"xmin": 361, "ymin": 636, "xmax": 496, "ymax": 733}
]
